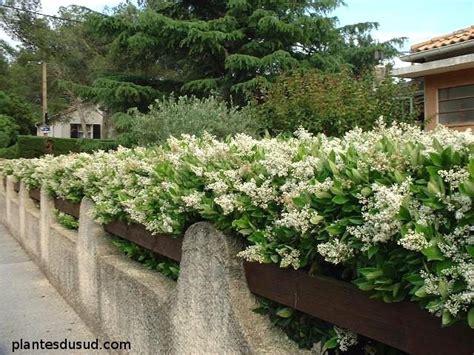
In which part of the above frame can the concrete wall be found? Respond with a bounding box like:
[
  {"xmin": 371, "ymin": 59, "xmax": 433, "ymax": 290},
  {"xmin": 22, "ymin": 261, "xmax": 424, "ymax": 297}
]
[
  {"xmin": 424, "ymin": 67, "xmax": 474, "ymax": 131},
  {"xmin": 0, "ymin": 177, "xmax": 312, "ymax": 354}
]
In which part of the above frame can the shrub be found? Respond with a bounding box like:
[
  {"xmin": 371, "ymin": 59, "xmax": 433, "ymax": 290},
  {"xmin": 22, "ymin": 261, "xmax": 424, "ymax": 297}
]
[
  {"xmin": 0, "ymin": 144, "xmax": 18, "ymax": 159},
  {"xmin": 2, "ymin": 122, "xmax": 473, "ymax": 336},
  {"xmin": 79, "ymin": 139, "xmax": 118, "ymax": 153},
  {"xmin": 253, "ymin": 69, "xmax": 420, "ymax": 136},
  {"xmin": 0, "ymin": 115, "xmax": 19, "ymax": 148},
  {"xmin": 51, "ymin": 137, "xmax": 81, "ymax": 156},
  {"xmin": 5, "ymin": 135, "xmax": 118, "ymax": 159},
  {"xmin": 16, "ymin": 136, "xmax": 47, "ymax": 158},
  {"xmin": 114, "ymin": 95, "xmax": 260, "ymax": 146}
]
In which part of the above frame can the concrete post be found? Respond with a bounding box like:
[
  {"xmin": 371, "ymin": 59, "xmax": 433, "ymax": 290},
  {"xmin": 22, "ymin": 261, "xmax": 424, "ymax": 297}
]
[
  {"xmin": 5, "ymin": 175, "xmax": 15, "ymax": 228},
  {"xmin": 18, "ymin": 182, "xmax": 28, "ymax": 244},
  {"xmin": 77, "ymin": 198, "xmax": 116, "ymax": 325},
  {"xmin": 0, "ymin": 175, "xmax": 6, "ymax": 224},
  {"xmin": 169, "ymin": 222, "xmax": 309, "ymax": 354},
  {"xmin": 40, "ymin": 187, "xmax": 55, "ymax": 266}
]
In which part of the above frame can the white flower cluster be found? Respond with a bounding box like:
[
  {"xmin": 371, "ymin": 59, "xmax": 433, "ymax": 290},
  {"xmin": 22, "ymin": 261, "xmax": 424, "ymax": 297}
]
[
  {"xmin": 439, "ymin": 168, "xmax": 469, "ymax": 189},
  {"xmin": 237, "ymin": 244, "xmax": 267, "ymax": 264},
  {"xmin": 397, "ymin": 230, "xmax": 429, "ymax": 252},
  {"xmin": 348, "ymin": 180, "xmax": 411, "ymax": 245},
  {"xmin": 317, "ymin": 239, "xmax": 354, "ymax": 265},
  {"xmin": 276, "ymin": 247, "xmax": 300, "ymax": 269},
  {"xmin": 334, "ymin": 326, "xmax": 358, "ymax": 352}
]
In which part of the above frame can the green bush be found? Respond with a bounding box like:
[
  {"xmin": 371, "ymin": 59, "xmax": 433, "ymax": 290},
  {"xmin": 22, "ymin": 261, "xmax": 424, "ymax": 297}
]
[
  {"xmin": 253, "ymin": 69, "xmax": 420, "ymax": 136},
  {"xmin": 51, "ymin": 137, "xmax": 81, "ymax": 156},
  {"xmin": 7, "ymin": 135, "xmax": 118, "ymax": 159},
  {"xmin": 0, "ymin": 115, "xmax": 19, "ymax": 148},
  {"xmin": 114, "ymin": 95, "xmax": 260, "ymax": 146},
  {"xmin": 16, "ymin": 136, "xmax": 47, "ymax": 158},
  {"xmin": 0, "ymin": 144, "xmax": 18, "ymax": 159},
  {"xmin": 78, "ymin": 139, "xmax": 118, "ymax": 153}
]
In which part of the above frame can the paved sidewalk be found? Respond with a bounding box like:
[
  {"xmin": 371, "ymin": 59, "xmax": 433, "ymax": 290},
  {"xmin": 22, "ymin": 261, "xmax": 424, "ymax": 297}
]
[{"xmin": 0, "ymin": 224, "xmax": 99, "ymax": 355}]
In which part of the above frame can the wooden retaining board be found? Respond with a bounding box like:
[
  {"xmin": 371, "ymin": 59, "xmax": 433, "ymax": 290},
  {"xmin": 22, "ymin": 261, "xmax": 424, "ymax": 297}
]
[
  {"xmin": 244, "ymin": 262, "xmax": 474, "ymax": 355},
  {"xmin": 54, "ymin": 198, "xmax": 80, "ymax": 218},
  {"xmin": 104, "ymin": 220, "xmax": 182, "ymax": 262},
  {"xmin": 29, "ymin": 189, "xmax": 41, "ymax": 202}
]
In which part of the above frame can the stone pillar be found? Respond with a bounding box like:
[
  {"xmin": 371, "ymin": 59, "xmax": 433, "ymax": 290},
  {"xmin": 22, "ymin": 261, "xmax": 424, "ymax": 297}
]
[
  {"xmin": 39, "ymin": 187, "xmax": 55, "ymax": 266},
  {"xmin": 0, "ymin": 175, "xmax": 6, "ymax": 224},
  {"xmin": 18, "ymin": 182, "xmax": 28, "ymax": 243},
  {"xmin": 77, "ymin": 197, "xmax": 116, "ymax": 325},
  {"xmin": 169, "ymin": 222, "xmax": 308, "ymax": 354},
  {"xmin": 5, "ymin": 175, "xmax": 15, "ymax": 228}
]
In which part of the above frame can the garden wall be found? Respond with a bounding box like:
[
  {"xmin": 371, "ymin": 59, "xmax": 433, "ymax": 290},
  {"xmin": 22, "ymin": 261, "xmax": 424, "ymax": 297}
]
[{"xmin": 0, "ymin": 177, "xmax": 307, "ymax": 354}]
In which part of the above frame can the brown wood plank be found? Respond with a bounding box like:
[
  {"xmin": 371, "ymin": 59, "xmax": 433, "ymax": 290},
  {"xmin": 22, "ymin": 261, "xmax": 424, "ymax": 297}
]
[
  {"xmin": 104, "ymin": 220, "xmax": 182, "ymax": 262},
  {"xmin": 244, "ymin": 262, "xmax": 474, "ymax": 355},
  {"xmin": 54, "ymin": 198, "xmax": 80, "ymax": 218},
  {"xmin": 29, "ymin": 189, "xmax": 40, "ymax": 202}
]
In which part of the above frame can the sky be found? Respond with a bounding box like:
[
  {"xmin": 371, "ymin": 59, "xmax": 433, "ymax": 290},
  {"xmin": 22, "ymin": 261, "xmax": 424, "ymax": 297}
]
[{"xmin": 1, "ymin": 0, "xmax": 473, "ymax": 68}]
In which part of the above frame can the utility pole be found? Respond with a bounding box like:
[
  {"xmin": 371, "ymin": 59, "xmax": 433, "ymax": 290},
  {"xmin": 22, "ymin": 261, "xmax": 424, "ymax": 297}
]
[{"xmin": 42, "ymin": 61, "xmax": 48, "ymax": 125}]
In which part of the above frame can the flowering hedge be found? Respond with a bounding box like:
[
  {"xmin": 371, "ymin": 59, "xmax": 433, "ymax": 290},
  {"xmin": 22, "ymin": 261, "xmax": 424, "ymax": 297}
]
[{"xmin": 1, "ymin": 122, "xmax": 473, "ymax": 331}]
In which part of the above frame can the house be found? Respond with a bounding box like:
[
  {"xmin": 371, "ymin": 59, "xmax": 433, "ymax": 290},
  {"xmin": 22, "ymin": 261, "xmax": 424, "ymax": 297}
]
[
  {"xmin": 36, "ymin": 103, "xmax": 104, "ymax": 139},
  {"xmin": 392, "ymin": 26, "xmax": 474, "ymax": 131}
]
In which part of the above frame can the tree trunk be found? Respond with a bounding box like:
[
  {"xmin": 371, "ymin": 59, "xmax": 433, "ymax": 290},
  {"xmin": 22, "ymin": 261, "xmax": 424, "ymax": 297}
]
[
  {"xmin": 75, "ymin": 99, "xmax": 89, "ymax": 139},
  {"xmin": 101, "ymin": 109, "xmax": 112, "ymax": 139}
]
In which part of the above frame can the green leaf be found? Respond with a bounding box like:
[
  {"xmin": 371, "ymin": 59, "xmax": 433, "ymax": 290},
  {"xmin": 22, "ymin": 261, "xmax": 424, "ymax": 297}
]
[
  {"xmin": 232, "ymin": 218, "xmax": 249, "ymax": 229},
  {"xmin": 326, "ymin": 224, "xmax": 343, "ymax": 236},
  {"xmin": 276, "ymin": 307, "xmax": 293, "ymax": 318},
  {"xmin": 441, "ymin": 310, "xmax": 453, "ymax": 327},
  {"xmin": 414, "ymin": 286, "xmax": 427, "ymax": 298},
  {"xmin": 310, "ymin": 215, "xmax": 324, "ymax": 225},
  {"xmin": 422, "ymin": 245, "xmax": 444, "ymax": 261},
  {"xmin": 427, "ymin": 176, "xmax": 445, "ymax": 196},
  {"xmin": 468, "ymin": 307, "xmax": 474, "ymax": 329},
  {"xmin": 367, "ymin": 245, "xmax": 379, "ymax": 259},
  {"xmin": 328, "ymin": 160, "xmax": 338, "ymax": 174},
  {"xmin": 356, "ymin": 281, "xmax": 375, "ymax": 291},
  {"xmin": 459, "ymin": 180, "xmax": 474, "ymax": 197},
  {"xmin": 469, "ymin": 160, "xmax": 474, "ymax": 177},
  {"xmin": 314, "ymin": 191, "xmax": 332, "ymax": 199},
  {"xmin": 323, "ymin": 337, "xmax": 338, "ymax": 350},
  {"xmin": 466, "ymin": 245, "xmax": 474, "ymax": 258},
  {"xmin": 438, "ymin": 279, "xmax": 448, "ymax": 299},
  {"xmin": 332, "ymin": 195, "xmax": 349, "ymax": 204},
  {"xmin": 292, "ymin": 196, "xmax": 307, "ymax": 208}
]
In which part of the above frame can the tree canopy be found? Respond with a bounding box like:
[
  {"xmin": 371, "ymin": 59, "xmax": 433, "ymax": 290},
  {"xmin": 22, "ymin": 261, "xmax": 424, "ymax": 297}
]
[
  {"xmin": 87, "ymin": 0, "xmax": 404, "ymax": 103},
  {"xmin": 0, "ymin": 0, "xmax": 410, "ymax": 138}
]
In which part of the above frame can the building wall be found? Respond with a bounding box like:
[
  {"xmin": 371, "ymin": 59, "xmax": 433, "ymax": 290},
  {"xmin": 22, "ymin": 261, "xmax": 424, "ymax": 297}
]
[
  {"xmin": 39, "ymin": 106, "xmax": 104, "ymax": 138},
  {"xmin": 424, "ymin": 68, "xmax": 474, "ymax": 131}
]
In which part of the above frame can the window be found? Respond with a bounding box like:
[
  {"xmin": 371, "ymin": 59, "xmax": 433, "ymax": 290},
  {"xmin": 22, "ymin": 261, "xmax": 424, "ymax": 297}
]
[
  {"xmin": 438, "ymin": 84, "xmax": 474, "ymax": 125},
  {"xmin": 70, "ymin": 124, "xmax": 102, "ymax": 139}
]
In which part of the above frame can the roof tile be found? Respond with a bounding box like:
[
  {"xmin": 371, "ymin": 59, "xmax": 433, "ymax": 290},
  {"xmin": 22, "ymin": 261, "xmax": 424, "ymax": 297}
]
[{"xmin": 411, "ymin": 25, "xmax": 474, "ymax": 52}]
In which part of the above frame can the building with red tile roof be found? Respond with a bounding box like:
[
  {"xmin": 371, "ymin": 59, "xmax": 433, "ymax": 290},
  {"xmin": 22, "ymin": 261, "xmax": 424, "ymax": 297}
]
[{"xmin": 393, "ymin": 26, "xmax": 474, "ymax": 131}]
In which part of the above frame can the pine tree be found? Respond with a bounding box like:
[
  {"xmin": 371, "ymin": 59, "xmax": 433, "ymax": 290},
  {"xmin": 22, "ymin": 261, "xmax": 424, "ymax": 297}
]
[{"xmin": 90, "ymin": 0, "xmax": 402, "ymax": 103}]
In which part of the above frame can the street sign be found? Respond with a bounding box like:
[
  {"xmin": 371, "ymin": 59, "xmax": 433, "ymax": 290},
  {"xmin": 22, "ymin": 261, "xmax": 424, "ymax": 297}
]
[{"xmin": 39, "ymin": 125, "xmax": 51, "ymax": 133}]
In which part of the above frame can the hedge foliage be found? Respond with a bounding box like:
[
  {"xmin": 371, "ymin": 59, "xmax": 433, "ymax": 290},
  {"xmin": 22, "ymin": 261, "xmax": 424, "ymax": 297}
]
[
  {"xmin": 1, "ymin": 122, "xmax": 473, "ymax": 351},
  {"xmin": 253, "ymin": 69, "xmax": 420, "ymax": 137},
  {"xmin": 0, "ymin": 114, "xmax": 19, "ymax": 148},
  {"xmin": 0, "ymin": 135, "xmax": 118, "ymax": 159}
]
